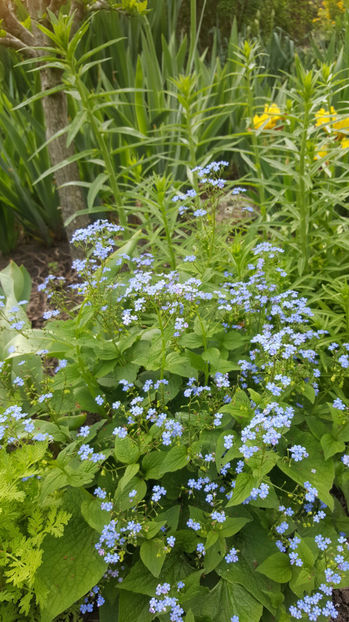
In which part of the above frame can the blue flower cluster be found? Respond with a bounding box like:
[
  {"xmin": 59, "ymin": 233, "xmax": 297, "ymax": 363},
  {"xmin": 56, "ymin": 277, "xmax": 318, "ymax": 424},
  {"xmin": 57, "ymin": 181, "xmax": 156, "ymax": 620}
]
[
  {"xmin": 0, "ymin": 403, "xmax": 52, "ymax": 446},
  {"xmin": 149, "ymin": 583, "xmax": 185, "ymax": 621},
  {"xmin": 80, "ymin": 585, "xmax": 105, "ymax": 614}
]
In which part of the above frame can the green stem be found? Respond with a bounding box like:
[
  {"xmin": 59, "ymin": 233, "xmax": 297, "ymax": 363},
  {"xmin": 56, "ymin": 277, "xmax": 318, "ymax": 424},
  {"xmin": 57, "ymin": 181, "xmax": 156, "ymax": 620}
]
[
  {"xmin": 245, "ymin": 61, "xmax": 266, "ymax": 219},
  {"xmin": 158, "ymin": 193, "xmax": 176, "ymax": 270},
  {"xmin": 74, "ymin": 74, "xmax": 127, "ymax": 230},
  {"xmin": 298, "ymin": 103, "xmax": 310, "ymax": 273}
]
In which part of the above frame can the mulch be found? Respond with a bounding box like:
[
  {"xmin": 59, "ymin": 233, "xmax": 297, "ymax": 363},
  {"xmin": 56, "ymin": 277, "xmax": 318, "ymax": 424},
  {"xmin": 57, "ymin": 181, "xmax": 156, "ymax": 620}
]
[
  {"xmin": 0, "ymin": 239, "xmax": 73, "ymax": 327},
  {"xmin": 0, "ymin": 240, "xmax": 348, "ymax": 622}
]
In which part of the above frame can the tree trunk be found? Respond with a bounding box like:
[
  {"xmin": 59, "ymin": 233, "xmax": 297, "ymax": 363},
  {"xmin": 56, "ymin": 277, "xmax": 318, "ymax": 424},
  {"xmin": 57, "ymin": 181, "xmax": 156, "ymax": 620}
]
[
  {"xmin": 0, "ymin": 1, "xmax": 90, "ymax": 257},
  {"xmin": 39, "ymin": 62, "xmax": 89, "ymax": 246}
]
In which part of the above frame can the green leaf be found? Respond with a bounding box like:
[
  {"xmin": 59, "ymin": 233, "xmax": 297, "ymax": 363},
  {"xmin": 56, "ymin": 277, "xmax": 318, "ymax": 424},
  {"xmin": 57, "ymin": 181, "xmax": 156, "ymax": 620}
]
[
  {"xmin": 118, "ymin": 590, "xmax": 153, "ymax": 622},
  {"xmin": 320, "ymin": 433, "xmax": 345, "ymax": 460},
  {"xmin": 162, "ymin": 445, "xmax": 190, "ymax": 472},
  {"xmin": 197, "ymin": 579, "xmax": 263, "ymax": 622},
  {"xmin": 300, "ymin": 383, "xmax": 316, "ymax": 404},
  {"xmin": 118, "ymin": 464, "xmax": 140, "ymax": 491},
  {"xmin": 66, "ymin": 110, "xmax": 87, "ymax": 147},
  {"xmin": 217, "ymin": 552, "xmax": 282, "ymax": 615},
  {"xmin": 35, "ymin": 492, "xmax": 106, "ymax": 621},
  {"xmin": 0, "ymin": 261, "xmax": 31, "ymax": 306},
  {"xmin": 114, "ymin": 476, "xmax": 147, "ymax": 511},
  {"xmin": 256, "ymin": 553, "xmax": 292, "ymax": 583},
  {"xmin": 134, "ymin": 57, "xmax": 148, "ymax": 135},
  {"xmin": 215, "ymin": 430, "xmax": 239, "ymax": 471},
  {"xmin": 204, "ymin": 535, "xmax": 226, "ymax": 573},
  {"xmin": 206, "ymin": 531, "xmax": 219, "ymax": 549},
  {"xmin": 289, "ymin": 566, "xmax": 315, "ymax": 597},
  {"xmin": 220, "ymin": 516, "xmax": 251, "ymax": 537},
  {"xmin": 179, "ymin": 332, "xmax": 203, "ymax": 348},
  {"xmin": 143, "ymin": 521, "xmax": 167, "ymax": 539},
  {"xmin": 226, "ymin": 472, "xmax": 259, "ymax": 507},
  {"xmin": 114, "ymin": 436, "xmax": 140, "ymax": 464},
  {"xmin": 87, "ymin": 172, "xmax": 109, "ymax": 211},
  {"xmin": 117, "ymin": 560, "xmax": 157, "ymax": 596},
  {"xmin": 277, "ymin": 431, "xmax": 335, "ymax": 510},
  {"xmin": 165, "ymin": 352, "xmax": 197, "ymax": 377},
  {"xmin": 143, "ymin": 450, "xmax": 166, "ymax": 479},
  {"xmin": 81, "ymin": 496, "xmax": 110, "ymax": 533},
  {"xmin": 140, "ymin": 539, "xmax": 166, "ymax": 577},
  {"xmin": 157, "ymin": 505, "xmax": 181, "ymax": 533},
  {"xmin": 220, "ymin": 388, "xmax": 251, "ymax": 421}
]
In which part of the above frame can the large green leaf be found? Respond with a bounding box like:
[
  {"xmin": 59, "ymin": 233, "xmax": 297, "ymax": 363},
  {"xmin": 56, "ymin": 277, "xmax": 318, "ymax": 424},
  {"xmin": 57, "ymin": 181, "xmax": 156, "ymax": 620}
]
[
  {"xmin": 140, "ymin": 538, "xmax": 167, "ymax": 577},
  {"xmin": 114, "ymin": 436, "xmax": 140, "ymax": 464},
  {"xmin": 114, "ymin": 476, "xmax": 147, "ymax": 511},
  {"xmin": 117, "ymin": 560, "xmax": 158, "ymax": 596},
  {"xmin": 0, "ymin": 261, "xmax": 31, "ymax": 307},
  {"xmin": 35, "ymin": 491, "xmax": 106, "ymax": 621},
  {"xmin": 277, "ymin": 431, "xmax": 335, "ymax": 510},
  {"xmin": 118, "ymin": 590, "xmax": 153, "ymax": 622},
  {"xmin": 196, "ymin": 579, "xmax": 263, "ymax": 622},
  {"xmin": 256, "ymin": 552, "xmax": 292, "ymax": 583},
  {"xmin": 162, "ymin": 445, "xmax": 190, "ymax": 472},
  {"xmin": 217, "ymin": 553, "xmax": 282, "ymax": 615},
  {"xmin": 320, "ymin": 433, "xmax": 345, "ymax": 460},
  {"xmin": 226, "ymin": 472, "xmax": 260, "ymax": 507}
]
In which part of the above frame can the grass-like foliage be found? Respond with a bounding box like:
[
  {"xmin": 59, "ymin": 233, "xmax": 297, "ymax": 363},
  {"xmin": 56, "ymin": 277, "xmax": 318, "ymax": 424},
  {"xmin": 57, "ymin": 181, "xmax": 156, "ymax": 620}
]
[{"xmin": 0, "ymin": 166, "xmax": 348, "ymax": 621}]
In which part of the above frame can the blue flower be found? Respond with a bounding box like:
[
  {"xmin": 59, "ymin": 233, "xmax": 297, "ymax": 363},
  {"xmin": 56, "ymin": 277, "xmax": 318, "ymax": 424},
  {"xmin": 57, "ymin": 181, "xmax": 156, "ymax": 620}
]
[
  {"xmin": 211, "ymin": 510, "xmax": 226, "ymax": 523},
  {"xmin": 187, "ymin": 519, "xmax": 201, "ymax": 531},
  {"xmin": 225, "ymin": 547, "xmax": 238, "ymax": 563},
  {"xmin": 289, "ymin": 445, "xmax": 309, "ymax": 462},
  {"xmin": 304, "ymin": 481, "xmax": 318, "ymax": 502},
  {"xmin": 193, "ymin": 208, "xmax": 207, "ymax": 217},
  {"xmin": 196, "ymin": 542, "xmax": 206, "ymax": 556},
  {"xmin": 276, "ymin": 521, "xmax": 288, "ymax": 534},
  {"xmin": 101, "ymin": 501, "xmax": 113, "ymax": 511},
  {"xmin": 152, "ymin": 485, "xmax": 167, "ymax": 502},
  {"xmin": 315, "ymin": 535, "xmax": 331, "ymax": 551},
  {"xmin": 94, "ymin": 487, "xmax": 106, "ymax": 499},
  {"xmin": 341, "ymin": 454, "xmax": 349, "ymax": 467},
  {"xmin": 113, "ymin": 427, "xmax": 128, "ymax": 439}
]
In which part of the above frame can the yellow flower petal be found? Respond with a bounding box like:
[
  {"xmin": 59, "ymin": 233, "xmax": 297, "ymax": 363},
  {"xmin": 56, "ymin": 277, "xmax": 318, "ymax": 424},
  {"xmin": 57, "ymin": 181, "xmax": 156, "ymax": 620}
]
[
  {"xmin": 315, "ymin": 106, "xmax": 337, "ymax": 128},
  {"xmin": 253, "ymin": 103, "xmax": 282, "ymax": 130},
  {"xmin": 314, "ymin": 146, "xmax": 328, "ymax": 160}
]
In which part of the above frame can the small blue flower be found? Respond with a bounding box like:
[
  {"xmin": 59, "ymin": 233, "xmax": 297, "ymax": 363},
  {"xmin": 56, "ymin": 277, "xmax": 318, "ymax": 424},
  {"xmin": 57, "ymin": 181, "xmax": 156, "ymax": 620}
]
[
  {"xmin": 196, "ymin": 542, "xmax": 206, "ymax": 556},
  {"xmin": 276, "ymin": 521, "xmax": 288, "ymax": 535},
  {"xmin": 152, "ymin": 485, "xmax": 167, "ymax": 503},
  {"xmin": 94, "ymin": 487, "xmax": 106, "ymax": 499},
  {"xmin": 187, "ymin": 519, "xmax": 201, "ymax": 531},
  {"xmin": 289, "ymin": 445, "xmax": 309, "ymax": 462},
  {"xmin": 101, "ymin": 502, "xmax": 113, "ymax": 511},
  {"xmin": 225, "ymin": 547, "xmax": 238, "ymax": 563},
  {"xmin": 211, "ymin": 510, "xmax": 226, "ymax": 523},
  {"xmin": 193, "ymin": 208, "xmax": 207, "ymax": 218}
]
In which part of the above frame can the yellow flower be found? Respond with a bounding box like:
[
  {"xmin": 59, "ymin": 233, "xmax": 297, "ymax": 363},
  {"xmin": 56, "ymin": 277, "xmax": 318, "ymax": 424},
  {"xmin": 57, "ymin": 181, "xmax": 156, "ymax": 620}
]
[
  {"xmin": 333, "ymin": 116, "xmax": 349, "ymax": 135},
  {"xmin": 315, "ymin": 106, "xmax": 337, "ymax": 128},
  {"xmin": 341, "ymin": 137, "xmax": 349, "ymax": 149},
  {"xmin": 253, "ymin": 103, "xmax": 282, "ymax": 130},
  {"xmin": 314, "ymin": 146, "xmax": 328, "ymax": 160}
]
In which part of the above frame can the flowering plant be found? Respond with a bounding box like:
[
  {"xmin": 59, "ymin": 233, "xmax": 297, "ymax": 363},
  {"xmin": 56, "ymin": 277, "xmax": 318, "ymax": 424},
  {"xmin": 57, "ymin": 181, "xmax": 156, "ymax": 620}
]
[{"xmin": 0, "ymin": 167, "xmax": 348, "ymax": 621}]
